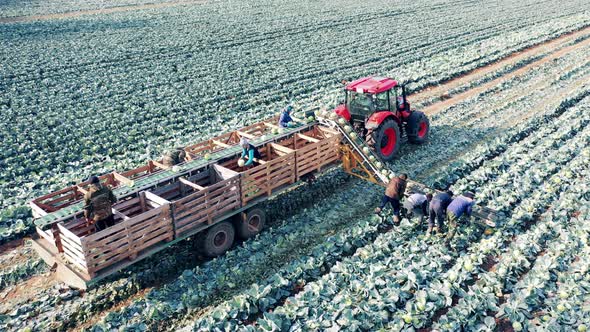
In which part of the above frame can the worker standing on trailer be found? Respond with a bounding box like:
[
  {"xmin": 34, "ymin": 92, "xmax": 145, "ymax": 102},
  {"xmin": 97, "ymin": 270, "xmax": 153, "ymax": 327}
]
[
  {"xmin": 375, "ymin": 173, "xmax": 408, "ymax": 225},
  {"xmin": 445, "ymin": 191, "xmax": 476, "ymax": 247},
  {"xmin": 402, "ymin": 192, "xmax": 433, "ymax": 223},
  {"xmin": 162, "ymin": 147, "xmax": 186, "ymax": 167},
  {"xmin": 83, "ymin": 176, "xmax": 117, "ymax": 232},
  {"xmin": 427, "ymin": 190, "xmax": 454, "ymax": 237},
  {"xmin": 239, "ymin": 138, "xmax": 262, "ymax": 167},
  {"xmin": 279, "ymin": 105, "xmax": 295, "ymax": 128}
]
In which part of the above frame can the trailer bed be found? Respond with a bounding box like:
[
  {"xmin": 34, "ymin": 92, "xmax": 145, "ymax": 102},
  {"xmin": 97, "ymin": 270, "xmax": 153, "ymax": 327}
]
[{"xmin": 31, "ymin": 121, "xmax": 342, "ymax": 288}]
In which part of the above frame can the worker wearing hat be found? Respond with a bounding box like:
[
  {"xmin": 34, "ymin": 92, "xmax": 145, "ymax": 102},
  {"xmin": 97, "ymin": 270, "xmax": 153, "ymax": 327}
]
[
  {"xmin": 83, "ymin": 176, "xmax": 117, "ymax": 232},
  {"xmin": 239, "ymin": 138, "xmax": 262, "ymax": 167},
  {"xmin": 279, "ymin": 105, "xmax": 295, "ymax": 128},
  {"xmin": 375, "ymin": 173, "xmax": 408, "ymax": 225},
  {"xmin": 445, "ymin": 191, "xmax": 476, "ymax": 247}
]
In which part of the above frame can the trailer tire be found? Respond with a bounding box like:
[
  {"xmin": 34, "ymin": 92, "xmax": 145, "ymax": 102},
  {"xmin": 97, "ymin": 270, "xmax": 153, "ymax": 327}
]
[
  {"xmin": 202, "ymin": 221, "xmax": 235, "ymax": 257},
  {"xmin": 407, "ymin": 111, "xmax": 429, "ymax": 144},
  {"xmin": 237, "ymin": 208, "xmax": 266, "ymax": 239}
]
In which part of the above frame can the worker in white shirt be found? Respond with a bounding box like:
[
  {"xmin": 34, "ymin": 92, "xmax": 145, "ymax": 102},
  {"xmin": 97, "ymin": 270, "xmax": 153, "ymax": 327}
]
[{"xmin": 402, "ymin": 192, "xmax": 433, "ymax": 223}]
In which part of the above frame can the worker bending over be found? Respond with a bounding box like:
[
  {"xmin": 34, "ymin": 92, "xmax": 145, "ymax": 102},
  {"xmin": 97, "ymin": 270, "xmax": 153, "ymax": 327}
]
[
  {"xmin": 375, "ymin": 173, "xmax": 408, "ymax": 225},
  {"xmin": 239, "ymin": 138, "xmax": 262, "ymax": 167},
  {"xmin": 445, "ymin": 191, "xmax": 476, "ymax": 246},
  {"xmin": 427, "ymin": 190, "xmax": 454, "ymax": 237},
  {"xmin": 84, "ymin": 176, "xmax": 117, "ymax": 232},
  {"xmin": 162, "ymin": 147, "xmax": 186, "ymax": 167},
  {"xmin": 402, "ymin": 192, "xmax": 433, "ymax": 223},
  {"xmin": 279, "ymin": 105, "xmax": 295, "ymax": 128}
]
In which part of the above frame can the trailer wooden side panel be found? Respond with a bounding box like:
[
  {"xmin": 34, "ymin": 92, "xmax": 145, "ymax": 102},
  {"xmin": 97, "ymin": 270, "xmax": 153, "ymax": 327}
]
[
  {"xmin": 80, "ymin": 206, "xmax": 172, "ymax": 276},
  {"xmin": 241, "ymin": 152, "xmax": 296, "ymax": 204},
  {"xmin": 295, "ymin": 135, "xmax": 340, "ymax": 179},
  {"xmin": 172, "ymin": 177, "xmax": 241, "ymax": 237}
]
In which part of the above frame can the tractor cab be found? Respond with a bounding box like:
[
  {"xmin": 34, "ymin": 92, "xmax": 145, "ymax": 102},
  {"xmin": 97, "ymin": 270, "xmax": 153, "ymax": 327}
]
[
  {"xmin": 333, "ymin": 76, "xmax": 429, "ymax": 161},
  {"xmin": 344, "ymin": 83, "xmax": 410, "ymax": 120}
]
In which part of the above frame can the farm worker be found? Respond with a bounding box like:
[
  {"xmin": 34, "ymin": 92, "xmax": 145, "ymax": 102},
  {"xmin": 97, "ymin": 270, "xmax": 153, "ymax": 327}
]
[
  {"xmin": 427, "ymin": 190, "xmax": 454, "ymax": 237},
  {"xmin": 279, "ymin": 105, "xmax": 295, "ymax": 128},
  {"xmin": 162, "ymin": 147, "xmax": 186, "ymax": 167},
  {"xmin": 83, "ymin": 176, "xmax": 117, "ymax": 232},
  {"xmin": 445, "ymin": 191, "xmax": 476, "ymax": 245},
  {"xmin": 403, "ymin": 192, "xmax": 433, "ymax": 223},
  {"xmin": 239, "ymin": 137, "xmax": 262, "ymax": 167},
  {"xmin": 374, "ymin": 173, "xmax": 408, "ymax": 225}
]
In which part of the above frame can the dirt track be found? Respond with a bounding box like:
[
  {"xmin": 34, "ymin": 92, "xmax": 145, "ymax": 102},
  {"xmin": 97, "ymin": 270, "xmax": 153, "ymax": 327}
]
[
  {"xmin": 0, "ymin": 0, "xmax": 206, "ymax": 24},
  {"xmin": 413, "ymin": 25, "xmax": 590, "ymax": 115}
]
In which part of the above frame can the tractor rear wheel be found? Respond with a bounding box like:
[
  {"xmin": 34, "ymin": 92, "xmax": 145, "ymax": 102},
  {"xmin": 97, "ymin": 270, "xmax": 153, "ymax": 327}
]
[
  {"xmin": 202, "ymin": 221, "xmax": 235, "ymax": 257},
  {"xmin": 407, "ymin": 111, "xmax": 430, "ymax": 144},
  {"xmin": 366, "ymin": 118, "xmax": 400, "ymax": 162}
]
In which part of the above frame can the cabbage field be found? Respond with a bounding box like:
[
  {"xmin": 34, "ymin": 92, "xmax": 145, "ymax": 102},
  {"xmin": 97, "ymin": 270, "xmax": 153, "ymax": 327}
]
[{"xmin": 1, "ymin": 0, "xmax": 590, "ymax": 331}]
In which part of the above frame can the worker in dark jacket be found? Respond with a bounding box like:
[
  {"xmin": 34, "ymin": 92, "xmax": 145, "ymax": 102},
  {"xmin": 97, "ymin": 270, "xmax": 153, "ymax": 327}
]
[
  {"xmin": 375, "ymin": 173, "xmax": 408, "ymax": 225},
  {"xmin": 239, "ymin": 138, "xmax": 262, "ymax": 167},
  {"xmin": 279, "ymin": 105, "xmax": 295, "ymax": 128},
  {"xmin": 445, "ymin": 191, "xmax": 476, "ymax": 245},
  {"xmin": 162, "ymin": 147, "xmax": 186, "ymax": 167},
  {"xmin": 84, "ymin": 176, "xmax": 117, "ymax": 232},
  {"xmin": 427, "ymin": 190, "xmax": 454, "ymax": 237}
]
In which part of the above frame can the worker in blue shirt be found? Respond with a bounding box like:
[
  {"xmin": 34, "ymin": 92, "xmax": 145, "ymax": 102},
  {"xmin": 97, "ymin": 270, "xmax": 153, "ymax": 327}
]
[
  {"xmin": 239, "ymin": 138, "xmax": 261, "ymax": 167},
  {"xmin": 445, "ymin": 191, "xmax": 476, "ymax": 246},
  {"xmin": 279, "ymin": 105, "xmax": 295, "ymax": 128},
  {"xmin": 427, "ymin": 190, "xmax": 454, "ymax": 237}
]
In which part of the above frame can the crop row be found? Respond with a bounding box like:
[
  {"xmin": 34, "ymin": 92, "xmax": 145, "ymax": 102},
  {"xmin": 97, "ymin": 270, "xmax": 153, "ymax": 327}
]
[
  {"xmin": 189, "ymin": 211, "xmax": 480, "ymax": 331},
  {"xmin": 403, "ymin": 149, "xmax": 590, "ymax": 331},
  {"xmin": 531, "ymin": 219, "xmax": 590, "ymax": 331},
  {"xmin": 427, "ymin": 78, "xmax": 590, "ymax": 189},
  {"xmin": 376, "ymin": 99, "xmax": 590, "ymax": 330},
  {"xmin": 0, "ymin": 0, "xmax": 172, "ymax": 18},
  {"xmin": 399, "ymin": 43, "xmax": 590, "ymax": 182},
  {"xmin": 452, "ymin": 99, "xmax": 590, "ymax": 213}
]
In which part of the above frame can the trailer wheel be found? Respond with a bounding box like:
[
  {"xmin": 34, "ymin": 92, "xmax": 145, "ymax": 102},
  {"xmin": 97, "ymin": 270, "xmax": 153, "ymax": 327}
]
[
  {"xmin": 237, "ymin": 208, "xmax": 266, "ymax": 239},
  {"xmin": 407, "ymin": 111, "xmax": 430, "ymax": 144},
  {"xmin": 202, "ymin": 221, "xmax": 235, "ymax": 257}
]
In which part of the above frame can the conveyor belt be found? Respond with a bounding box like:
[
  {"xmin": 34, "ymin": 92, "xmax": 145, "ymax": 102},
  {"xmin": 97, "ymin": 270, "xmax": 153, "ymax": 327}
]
[{"xmin": 317, "ymin": 113, "xmax": 498, "ymax": 227}]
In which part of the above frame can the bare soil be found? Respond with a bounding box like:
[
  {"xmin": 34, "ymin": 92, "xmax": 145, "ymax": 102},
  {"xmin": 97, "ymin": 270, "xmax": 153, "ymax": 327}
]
[{"xmin": 414, "ymin": 26, "xmax": 590, "ymax": 115}]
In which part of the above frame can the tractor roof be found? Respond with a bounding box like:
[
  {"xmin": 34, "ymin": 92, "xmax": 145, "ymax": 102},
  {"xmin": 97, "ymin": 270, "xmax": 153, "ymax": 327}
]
[{"xmin": 345, "ymin": 77, "xmax": 398, "ymax": 94}]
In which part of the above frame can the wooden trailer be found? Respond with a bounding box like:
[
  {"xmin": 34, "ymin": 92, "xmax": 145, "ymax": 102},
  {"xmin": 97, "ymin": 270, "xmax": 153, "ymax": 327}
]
[
  {"xmin": 31, "ymin": 115, "xmax": 497, "ymax": 289},
  {"xmin": 31, "ymin": 122, "xmax": 343, "ymax": 288}
]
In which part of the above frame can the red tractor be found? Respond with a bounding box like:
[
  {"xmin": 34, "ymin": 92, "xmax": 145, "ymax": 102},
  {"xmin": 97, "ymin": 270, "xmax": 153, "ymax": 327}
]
[{"xmin": 332, "ymin": 76, "xmax": 430, "ymax": 161}]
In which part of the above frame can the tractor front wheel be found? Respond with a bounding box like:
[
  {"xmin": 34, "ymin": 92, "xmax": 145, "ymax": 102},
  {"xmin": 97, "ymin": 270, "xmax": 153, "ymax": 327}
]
[
  {"xmin": 366, "ymin": 118, "xmax": 401, "ymax": 162},
  {"xmin": 407, "ymin": 111, "xmax": 430, "ymax": 144}
]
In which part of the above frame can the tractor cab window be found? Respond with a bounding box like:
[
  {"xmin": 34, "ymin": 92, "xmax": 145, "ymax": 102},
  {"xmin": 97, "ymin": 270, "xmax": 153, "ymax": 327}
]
[
  {"xmin": 394, "ymin": 86, "xmax": 405, "ymax": 111},
  {"xmin": 346, "ymin": 91, "xmax": 374, "ymax": 116},
  {"xmin": 391, "ymin": 88, "xmax": 400, "ymax": 109},
  {"xmin": 374, "ymin": 92, "xmax": 389, "ymax": 111}
]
